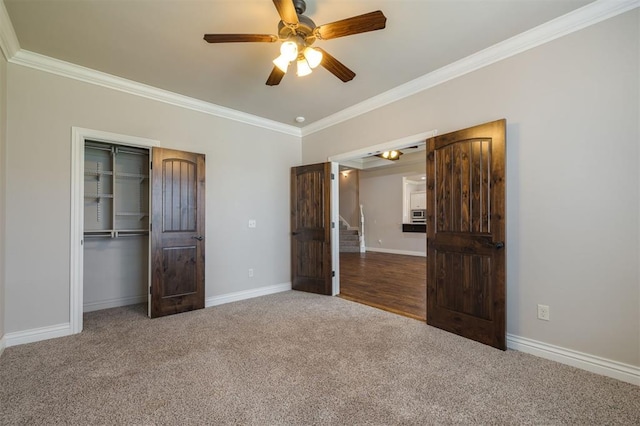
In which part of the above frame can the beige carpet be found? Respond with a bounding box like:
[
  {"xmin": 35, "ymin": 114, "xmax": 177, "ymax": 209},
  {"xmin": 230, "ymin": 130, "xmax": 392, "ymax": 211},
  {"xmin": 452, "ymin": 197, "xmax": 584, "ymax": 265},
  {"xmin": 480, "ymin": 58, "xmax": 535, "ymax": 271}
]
[{"xmin": 1, "ymin": 291, "xmax": 638, "ymax": 425}]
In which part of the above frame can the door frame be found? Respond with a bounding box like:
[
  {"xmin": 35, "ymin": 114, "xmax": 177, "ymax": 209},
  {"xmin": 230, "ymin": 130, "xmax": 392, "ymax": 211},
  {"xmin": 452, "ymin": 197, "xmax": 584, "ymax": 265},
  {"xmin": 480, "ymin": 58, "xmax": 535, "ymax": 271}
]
[
  {"xmin": 326, "ymin": 129, "xmax": 437, "ymax": 297},
  {"xmin": 70, "ymin": 127, "xmax": 159, "ymax": 334}
]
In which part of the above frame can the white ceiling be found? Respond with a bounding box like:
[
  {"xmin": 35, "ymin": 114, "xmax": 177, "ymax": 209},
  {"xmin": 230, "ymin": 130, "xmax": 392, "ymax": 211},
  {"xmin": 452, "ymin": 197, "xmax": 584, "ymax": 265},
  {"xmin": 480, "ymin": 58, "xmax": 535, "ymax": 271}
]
[{"xmin": 4, "ymin": 0, "xmax": 594, "ymax": 128}]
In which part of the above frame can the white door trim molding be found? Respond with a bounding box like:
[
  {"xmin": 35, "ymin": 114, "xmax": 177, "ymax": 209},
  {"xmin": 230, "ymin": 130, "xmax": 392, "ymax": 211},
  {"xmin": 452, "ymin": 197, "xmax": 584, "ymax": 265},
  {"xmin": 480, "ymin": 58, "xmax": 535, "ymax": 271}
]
[
  {"xmin": 70, "ymin": 127, "xmax": 159, "ymax": 334},
  {"xmin": 330, "ymin": 162, "xmax": 340, "ymax": 296}
]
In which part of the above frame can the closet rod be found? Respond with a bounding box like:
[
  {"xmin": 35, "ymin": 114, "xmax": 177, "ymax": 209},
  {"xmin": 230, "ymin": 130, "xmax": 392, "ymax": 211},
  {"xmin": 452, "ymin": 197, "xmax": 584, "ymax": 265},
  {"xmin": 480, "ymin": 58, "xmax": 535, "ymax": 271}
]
[
  {"xmin": 116, "ymin": 148, "xmax": 149, "ymax": 156},
  {"xmin": 85, "ymin": 144, "xmax": 113, "ymax": 152},
  {"xmin": 83, "ymin": 232, "xmax": 148, "ymax": 238}
]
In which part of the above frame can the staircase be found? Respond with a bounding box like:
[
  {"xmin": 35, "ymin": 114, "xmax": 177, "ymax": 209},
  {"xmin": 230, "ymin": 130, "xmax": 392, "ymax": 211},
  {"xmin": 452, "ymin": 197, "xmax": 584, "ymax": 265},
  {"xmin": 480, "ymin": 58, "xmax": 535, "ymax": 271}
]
[{"xmin": 339, "ymin": 221, "xmax": 360, "ymax": 253}]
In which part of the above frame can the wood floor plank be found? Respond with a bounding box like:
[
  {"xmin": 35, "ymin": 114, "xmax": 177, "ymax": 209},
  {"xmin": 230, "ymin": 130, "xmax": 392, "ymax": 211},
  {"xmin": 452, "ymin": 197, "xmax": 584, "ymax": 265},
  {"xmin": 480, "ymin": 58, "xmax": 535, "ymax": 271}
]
[{"xmin": 339, "ymin": 252, "xmax": 426, "ymax": 321}]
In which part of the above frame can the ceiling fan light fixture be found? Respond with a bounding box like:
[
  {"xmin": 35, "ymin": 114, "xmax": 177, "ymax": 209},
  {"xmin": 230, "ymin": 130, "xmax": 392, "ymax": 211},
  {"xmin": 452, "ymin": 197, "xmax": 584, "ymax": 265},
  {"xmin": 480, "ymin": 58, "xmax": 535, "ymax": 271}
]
[
  {"xmin": 303, "ymin": 47, "xmax": 323, "ymax": 69},
  {"xmin": 296, "ymin": 58, "xmax": 313, "ymax": 77},
  {"xmin": 280, "ymin": 40, "xmax": 299, "ymax": 61},
  {"xmin": 376, "ymin": 150, "xmax": 402, "ymax": 161},
  {"xmin": 273, "ymin": 54, "xmax": 291, "ymax": 73}
]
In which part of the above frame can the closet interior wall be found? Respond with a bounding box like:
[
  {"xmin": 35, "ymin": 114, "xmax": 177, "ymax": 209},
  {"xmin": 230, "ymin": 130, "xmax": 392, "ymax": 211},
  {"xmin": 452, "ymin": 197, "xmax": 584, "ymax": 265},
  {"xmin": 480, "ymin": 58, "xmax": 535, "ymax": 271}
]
[{"xmin": 83, "ymin": 141, "xmax": 150, "ymax": 312}]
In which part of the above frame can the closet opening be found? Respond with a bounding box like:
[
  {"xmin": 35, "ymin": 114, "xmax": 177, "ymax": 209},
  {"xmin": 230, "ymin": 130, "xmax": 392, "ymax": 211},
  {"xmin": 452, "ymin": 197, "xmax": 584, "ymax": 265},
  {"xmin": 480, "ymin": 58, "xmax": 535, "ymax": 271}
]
[{"xmin": 82, "ymin": 140, "xmax": 151, "ymax": 317}]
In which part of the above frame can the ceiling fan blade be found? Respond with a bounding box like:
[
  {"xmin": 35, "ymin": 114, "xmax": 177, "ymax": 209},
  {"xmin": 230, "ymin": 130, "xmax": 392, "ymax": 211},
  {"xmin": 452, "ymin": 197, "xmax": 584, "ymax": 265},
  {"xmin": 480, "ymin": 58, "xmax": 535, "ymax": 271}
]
[
  {"xmin": 203, "ymin": 34, "xmax": 278, "ymax": 43},
  {"xmin": 266, "ymin": 66, "xmax": 286, "ymax": 86},
  {"xmin": 314, "ymin": 11, "xmax": 387, "ymax": 40},
  {"xmin": 272, "ymin": 0, "xmax": 299, "ymax": 25},
  {"xmin": 316, "ymin": 48, "xmax": 355, "ymax": 82}
]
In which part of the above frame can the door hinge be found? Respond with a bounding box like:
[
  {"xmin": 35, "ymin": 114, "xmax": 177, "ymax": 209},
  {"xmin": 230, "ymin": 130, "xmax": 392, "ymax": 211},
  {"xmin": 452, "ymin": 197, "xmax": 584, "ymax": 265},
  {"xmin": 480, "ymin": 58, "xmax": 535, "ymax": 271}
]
[
  {"xmin": 149, "ymin": 223, "xmax": 152, "ymax": 232},
  {"xmin": 332, "ymin": 271, "xmax": 335, "ymax": 277},
  {"xmin": 331, "ymin": 173, "xmax": 335, "ymax": 180},
  {"xmin": 332, "ymin": 221, "xmax": 335, "ymax": 229},
  {"xmin": 149, "ymin": 287, "xmax": 152, "ymax": 295},
  {"xmin": 150, "ymin": 161, "xmax": 152, "ymax": 170}
]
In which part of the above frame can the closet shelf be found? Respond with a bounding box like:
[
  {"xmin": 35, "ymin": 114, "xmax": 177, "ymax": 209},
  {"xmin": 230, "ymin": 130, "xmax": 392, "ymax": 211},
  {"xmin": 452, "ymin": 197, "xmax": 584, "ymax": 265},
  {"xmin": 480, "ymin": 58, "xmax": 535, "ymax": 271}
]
[
  {"xmin": 116, "ymin": 172, "xmax": 149, "ymax": 179},
  {"xmin": 84, "ymin": 230, "xmax": 113, "ymax": 235},
  {"xmin": 85, "ymin": 193, "xmax": 114, "ymax": 199},
  {"xmin": 84, "ymin": 229, "xmax": 149, "ymax": 238},
  {"xmin": 85, "ymin": 169, "xmax": 113, "ymax": 176},
  {"xmin": 116, "ymin": 212, "xmax": 149, "ymax": 220}
]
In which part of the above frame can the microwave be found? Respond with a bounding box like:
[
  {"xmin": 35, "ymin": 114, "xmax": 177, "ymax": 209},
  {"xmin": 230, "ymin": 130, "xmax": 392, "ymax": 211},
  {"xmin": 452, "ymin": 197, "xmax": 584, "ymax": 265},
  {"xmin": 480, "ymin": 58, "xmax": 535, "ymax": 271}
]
[{"xmin": 411, "ymin": 209, "xmax": 426, "ymax": 223}]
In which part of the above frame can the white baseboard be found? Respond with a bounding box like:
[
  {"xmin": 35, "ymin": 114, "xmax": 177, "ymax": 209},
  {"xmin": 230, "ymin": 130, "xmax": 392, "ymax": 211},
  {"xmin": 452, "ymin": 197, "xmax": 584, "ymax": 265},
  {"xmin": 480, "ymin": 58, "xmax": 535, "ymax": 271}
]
[
  {"xmin": 507, "ymin": 333, "xmax": 639, "ymax": 386},
  {"xmin": 3, "ymin": 284, "xmax": 291, "ymax": 349},
  {"xmin": 5, "ymin": 289, "xmax": 636, "ymax": 387},
  {"xmin": 5, "ymin": 323, "xmax": 72, "ymax": 348},
  {"xmin": 83, "ymin": 295, "xmax": 147, "ymax": 313},
  {"xmin": 206, "ymin": 282, "xmax": 292, "ymax": 307},
  {"xmin": 366, "ymin": 247, "xmax": 427, "ymax": 257}
]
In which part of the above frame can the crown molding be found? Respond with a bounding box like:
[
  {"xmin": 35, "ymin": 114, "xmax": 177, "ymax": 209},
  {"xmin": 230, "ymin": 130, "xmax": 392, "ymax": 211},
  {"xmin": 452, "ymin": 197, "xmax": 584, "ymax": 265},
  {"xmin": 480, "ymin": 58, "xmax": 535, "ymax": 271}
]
[
  {"xmin": 0, "ymin": 0, "xmax": 20, "ymax": 60},
  {"xmin": 301, "ymin": 0, "xmax": 640, "ymax": 137},
  {"xmin": 9, "ymin": 49, "xmax": 302, "ymax": 137},
  {"xmin": 2, "ymin": 0, "xmax": 637, "ymax": 138}
]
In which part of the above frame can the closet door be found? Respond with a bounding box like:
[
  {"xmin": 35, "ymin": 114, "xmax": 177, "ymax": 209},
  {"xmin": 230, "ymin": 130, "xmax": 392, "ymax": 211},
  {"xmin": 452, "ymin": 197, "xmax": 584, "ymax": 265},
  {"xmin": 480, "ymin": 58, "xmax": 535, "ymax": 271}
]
[{"xmin": 150, "ymin": 148, "xmax": 205, "ymax": 318}]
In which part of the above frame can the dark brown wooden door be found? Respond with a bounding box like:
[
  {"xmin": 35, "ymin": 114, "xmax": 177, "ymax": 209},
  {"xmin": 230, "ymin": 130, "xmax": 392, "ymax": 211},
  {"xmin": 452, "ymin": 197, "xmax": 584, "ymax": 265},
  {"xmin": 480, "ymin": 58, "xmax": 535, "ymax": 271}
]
[
  {"xmin": 151, "ymin": 148, "xmax": 205, "ymax": 318},
  {"xmin": 291, "ymin": 163, "xmax": 332, "ymax": 295},
  {"xmin": 426, "ymin": 119, "xmax": 506, "ymax": 349}
]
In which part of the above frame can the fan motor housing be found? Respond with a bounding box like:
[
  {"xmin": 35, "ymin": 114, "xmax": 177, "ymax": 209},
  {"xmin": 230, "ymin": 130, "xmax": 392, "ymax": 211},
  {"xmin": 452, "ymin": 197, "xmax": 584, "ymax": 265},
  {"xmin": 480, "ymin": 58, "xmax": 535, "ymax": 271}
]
[{"xmin": 278, "ymin": 14, "xmax": 317, "ymax": 45}]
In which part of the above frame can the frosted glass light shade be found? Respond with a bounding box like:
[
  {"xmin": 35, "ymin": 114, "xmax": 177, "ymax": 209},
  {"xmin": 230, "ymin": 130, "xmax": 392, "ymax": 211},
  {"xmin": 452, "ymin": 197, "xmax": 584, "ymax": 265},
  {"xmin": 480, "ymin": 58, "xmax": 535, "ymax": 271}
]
[
  {"xmin": 280, "ymin": 41, "xmax": 298, "ymax": 61},
  {"xmin": 273, "ymin": 54, "xmax": 290, "ymax": 73},
  {"xmin": 296, "ymin": 58, "xmax": 312, "ymax": 76},
  {"xmin": 303, "ymin": 47, "xmax": 323, "ymax": 69}
]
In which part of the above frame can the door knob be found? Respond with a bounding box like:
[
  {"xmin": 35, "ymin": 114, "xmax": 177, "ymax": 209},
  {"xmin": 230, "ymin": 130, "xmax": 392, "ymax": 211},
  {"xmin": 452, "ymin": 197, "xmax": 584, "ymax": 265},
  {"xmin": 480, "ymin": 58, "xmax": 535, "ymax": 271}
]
[
  {"xmin": 192, "ymin": 236, "xmax": 204, "ymax": 241},
  {"xmin": 494, "ymin": 241, "xmax": 505, "ymax": 249}
]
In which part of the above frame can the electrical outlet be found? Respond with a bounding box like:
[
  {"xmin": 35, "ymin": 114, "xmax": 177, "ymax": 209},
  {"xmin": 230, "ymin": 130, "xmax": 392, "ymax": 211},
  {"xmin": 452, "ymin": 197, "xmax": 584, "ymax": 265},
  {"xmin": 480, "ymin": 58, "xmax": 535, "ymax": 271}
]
[
  {"xmin": 248, "ymin": 220, "xmax": 257, "ymax": 228},
  {"xmin": 248, "ymin": 268, "xmax": 254, "ymax": 278},
  {"xmin": 537, "ymin": 304, "xmax": 550, "ymax": 321}
]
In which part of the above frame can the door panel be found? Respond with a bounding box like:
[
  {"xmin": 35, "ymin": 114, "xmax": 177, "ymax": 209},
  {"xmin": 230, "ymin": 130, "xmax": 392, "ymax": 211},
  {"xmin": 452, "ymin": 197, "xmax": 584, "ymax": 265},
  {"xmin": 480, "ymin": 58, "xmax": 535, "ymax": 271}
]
[
  {"xmin": 427, "ymin": 119, "xmax": 506, "ymax": 350},
  {"xmin": 151, "ymin": 148, "xmax": 205, "ymax": 318},
  {"xmin": 291, "ymin": 163, "xmax": 332, "ymax": 295}
]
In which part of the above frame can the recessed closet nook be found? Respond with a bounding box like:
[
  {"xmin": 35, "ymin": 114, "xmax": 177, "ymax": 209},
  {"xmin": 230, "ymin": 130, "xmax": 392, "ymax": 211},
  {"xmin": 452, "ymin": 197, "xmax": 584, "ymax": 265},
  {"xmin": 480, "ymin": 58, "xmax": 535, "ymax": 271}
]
[{"xmin": 83, "ymin": 141, "xmax": 150, "ymax": 313}]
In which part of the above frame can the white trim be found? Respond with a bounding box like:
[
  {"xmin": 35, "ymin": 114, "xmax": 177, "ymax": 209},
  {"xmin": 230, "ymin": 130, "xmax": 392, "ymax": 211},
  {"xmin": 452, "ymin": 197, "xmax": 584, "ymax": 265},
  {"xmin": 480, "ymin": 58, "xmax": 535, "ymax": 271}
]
[
  {"xmin": 5, "ymin": 323, "xmax": 72, "ymax": 347},
  {"xmin": 70, "ymin": 127, "xmax": 160, "ymax": 335},
  {"xmin": 331, "ymin": 162, "xmax": 340, "ymax": 296},
  {"xmin": 205, "ymin": 282, "xmax": 292, "ymax": 307},
  {"xmin": 507, "ymin": 334, "xmax": 640, "ymax": 386},
  {"xmin": 0, "ymin": 335, "xmax": 5, "ymax": 358},
  {"xmin": 328, "ymin": 130, "xmax": 437, "ymax": 163},
  {"xmin": 5, "ymin": 284, "xmax": 291, "ymax": 348},
  {"xmin": 0, "ymin": 1, "xmax": 19, "ymax": 60},
  {"xmin": 302, "ymin": 0, "xmax": 640, "ymax": 136},
  {"xmin": 1, "ymin": 1, "xmax": 635, "ymax": 136},
  {"xmin": 9, "ymin": 50, "xmax": 302, "ymax": 137},
  {"xmin": 83, "ymin": 295, "xmax": 148, "ymax": 313},
  {"xmin": 366, "ymin": 247, "xmax": 426, "ymax": 257}
]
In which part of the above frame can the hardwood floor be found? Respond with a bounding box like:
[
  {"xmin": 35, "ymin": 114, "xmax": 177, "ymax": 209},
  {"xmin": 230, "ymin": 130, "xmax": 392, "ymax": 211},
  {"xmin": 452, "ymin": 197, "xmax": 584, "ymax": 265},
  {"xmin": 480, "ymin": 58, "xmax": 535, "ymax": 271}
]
[{"xmin": 339, "ymin": 252, "xmax": 427, "ymax": 321}]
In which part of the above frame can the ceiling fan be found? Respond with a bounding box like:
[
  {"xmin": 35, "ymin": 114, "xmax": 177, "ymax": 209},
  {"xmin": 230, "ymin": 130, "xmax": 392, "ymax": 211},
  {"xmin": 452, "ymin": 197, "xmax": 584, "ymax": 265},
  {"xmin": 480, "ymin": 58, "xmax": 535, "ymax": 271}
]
[{"xmin": 203, "ymin": 0, "xmax": 387, "ymax": 86}]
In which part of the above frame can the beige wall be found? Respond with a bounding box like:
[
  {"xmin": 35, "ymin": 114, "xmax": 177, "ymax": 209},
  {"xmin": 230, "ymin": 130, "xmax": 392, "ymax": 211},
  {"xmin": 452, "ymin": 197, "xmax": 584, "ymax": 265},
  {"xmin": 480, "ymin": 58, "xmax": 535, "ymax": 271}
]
[
  {"xmin": 360, "ymin": 162, "xmax": 426, "ymax": 254},
  {"xmin": 0, "ymin": 51, "xmax": 6, "ymax": 344},
  {"xmin": 5, "ymin": 64, "xmax": 301, "ymax": 333},
  {"xmin": 303, "ymin": 11, "xmax": 640, "ymax": 366},
  {"xmin": 339, "ymin": 170, "xmax": 359, "ymax": 227}
]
